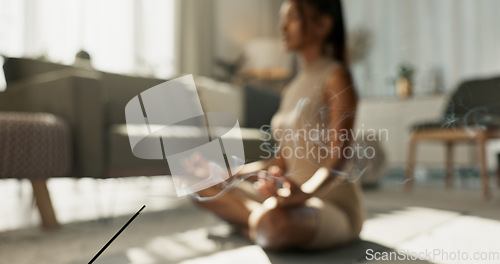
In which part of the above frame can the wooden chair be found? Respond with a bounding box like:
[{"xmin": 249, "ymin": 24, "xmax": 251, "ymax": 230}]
[{"xmin": 405, "ymin": 76, "xmax": 500, "ymax": 199}]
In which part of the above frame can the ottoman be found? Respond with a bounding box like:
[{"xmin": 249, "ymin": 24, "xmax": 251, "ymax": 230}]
[{"xmin": 0, "ymin": 112, "xmax": 72, "ymax": 228}]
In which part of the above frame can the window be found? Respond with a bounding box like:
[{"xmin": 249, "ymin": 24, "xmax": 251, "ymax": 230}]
[{"xmin": 0, "ymin": 0, "xmax": 178, "ymax": 78}]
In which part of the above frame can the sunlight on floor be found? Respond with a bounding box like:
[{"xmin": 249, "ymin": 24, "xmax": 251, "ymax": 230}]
[
  {"xmin": 122, "ymin": 226, "xmax": 271, "ymax": 264},
  {"xmin": 0, "ymin": 177, "xmax": 187, "ymax": 232},
  {"xmin": 361, "ymin": 207, "xmax": 500, "ymax": 264}
]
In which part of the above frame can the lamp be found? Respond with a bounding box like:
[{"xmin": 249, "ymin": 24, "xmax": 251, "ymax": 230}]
[{"xmin": 240, "ymin": 38, "xmax": 291, "ymax": 80}]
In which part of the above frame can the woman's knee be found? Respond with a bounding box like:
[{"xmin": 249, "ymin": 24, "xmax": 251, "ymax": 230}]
[{"xmin": 249, "ymin": 206, "xmax": 292, "ymax": 250}]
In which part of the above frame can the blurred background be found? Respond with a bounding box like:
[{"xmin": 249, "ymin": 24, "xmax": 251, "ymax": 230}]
[
  {"xmin": 1, "ymin": 1, "xmax": 500, "ymax": 264},
  {"xmin": 1, "ymin": 0, "xmax": 499, "ymax": 95}
]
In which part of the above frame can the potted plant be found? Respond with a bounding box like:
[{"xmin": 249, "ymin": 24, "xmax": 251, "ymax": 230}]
[{"xmin": 395, "ymin": 64, "xmax": 415, "ymax": 99}]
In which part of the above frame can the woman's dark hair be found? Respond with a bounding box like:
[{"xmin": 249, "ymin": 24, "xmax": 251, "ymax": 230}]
[{"xmin": 293, "ymin": 0, "xmax": 347, "ymax": 63}]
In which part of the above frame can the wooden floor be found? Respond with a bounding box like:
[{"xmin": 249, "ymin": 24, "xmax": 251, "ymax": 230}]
[{"xmin": 0, "ymin": 175, "xmax": 499, "ymax": 264}]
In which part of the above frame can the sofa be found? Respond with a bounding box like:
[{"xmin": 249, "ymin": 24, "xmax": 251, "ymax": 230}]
[{"xmin": 0, "ymin": 57, "xmax": 279, "ymax": 226}]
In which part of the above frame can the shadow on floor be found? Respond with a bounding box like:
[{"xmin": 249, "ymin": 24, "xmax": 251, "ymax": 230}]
[{"xmin": 267, "ymin": 240, "xmax": 433, "ymax": 263}]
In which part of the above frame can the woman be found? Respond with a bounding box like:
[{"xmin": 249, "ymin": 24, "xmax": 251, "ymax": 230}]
[{"xmin": 195, "ymin": 0, "xmax": 364, "ymax": 250}]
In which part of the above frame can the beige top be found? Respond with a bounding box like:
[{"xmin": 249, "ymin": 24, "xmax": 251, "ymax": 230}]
[{"xmin": 270, "ymin": 56, "xmax": 364, "ymax": 232}]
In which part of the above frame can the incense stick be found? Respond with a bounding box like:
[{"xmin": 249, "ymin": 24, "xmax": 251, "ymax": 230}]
[{"xmin": 88, "ymin": 205, "xmax": 146, "ymax": 264}]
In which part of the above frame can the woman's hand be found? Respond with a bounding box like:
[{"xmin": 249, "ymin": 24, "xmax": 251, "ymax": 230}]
[
  {"xmin": 181, "ymin": 152, "xmax": 211, "ymax": 179},
  {"xmin": 180, "ymin": 152, "xmax": 228, "ymax": 185},
  {"xmin": 254, "ymin": 165, "xmax": 282, "ymax": 198},
  {"xmin": 274, "ymin": 177, "xmax": 312, "ymax": 208},
  {"xmin": 254, "ymin": 165, "xmax": 312, "ymax": 208}
]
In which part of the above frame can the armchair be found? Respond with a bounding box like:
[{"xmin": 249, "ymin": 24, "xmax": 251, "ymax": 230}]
[{"xmin": 405, "ymin": 76, "xmax": 500, "ymax": 199}]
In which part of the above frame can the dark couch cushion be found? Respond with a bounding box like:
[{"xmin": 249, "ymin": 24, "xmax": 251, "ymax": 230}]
[
  {"xmin": 3, "ymin": 57, "xmax": 70, "ymax": 84},
  {"xmin": 244, "ymin": 86, "xmax": 280, "ymax": 129},
  {"xmin": 100, "ymin": 72, "xmax": 167, "ymax": 125}
]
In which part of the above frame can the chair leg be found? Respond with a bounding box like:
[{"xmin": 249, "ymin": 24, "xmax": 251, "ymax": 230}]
[
  {"xmin": 405, "ymin": 136, "xmax": 418, "ymax": 192},
  {"xmin": 30, "ymin": 179, "xmax": 59, "ymax": 229},
  {"xmin": 476, "ymin": 135, "xmax": 492, "ymax": 199},
  {"xmin": 445, "ymin": 142, "xmax": 454, "ymax": 189}
]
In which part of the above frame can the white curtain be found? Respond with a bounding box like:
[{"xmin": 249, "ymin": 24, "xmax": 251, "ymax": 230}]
[
  {"xmin": 344, "ymin": 0, "xmax": 500, "ymax": 97},
  {"xmin": 0, "ymin": 0, "xmax": 179, "ymax": 78},
  {"xmin": 177, "ymin": 0, "xmax": 214, "ymax": 76}
]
